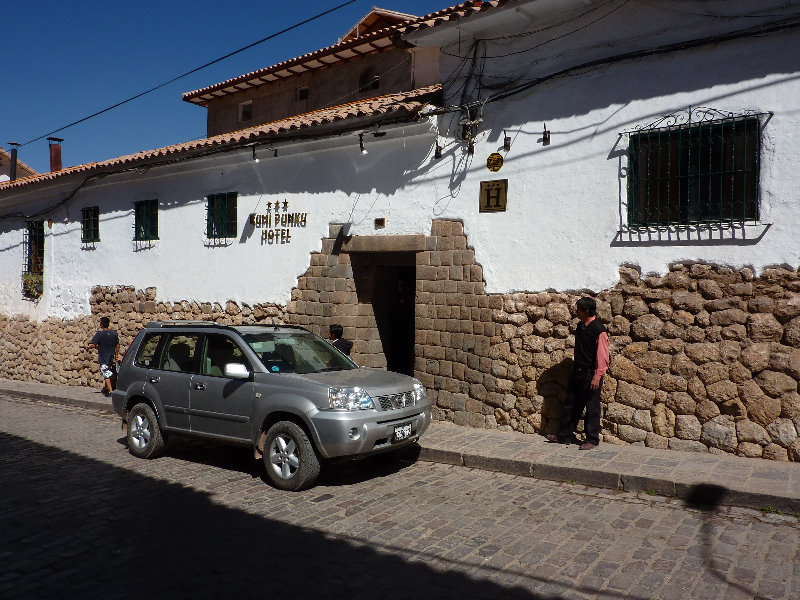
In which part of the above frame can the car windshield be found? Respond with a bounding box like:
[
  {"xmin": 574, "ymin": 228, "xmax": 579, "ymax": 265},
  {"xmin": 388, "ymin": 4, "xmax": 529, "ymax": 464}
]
[{"xmin": 242, "ymin": 331, "xmax": 356, "ymax": 374}]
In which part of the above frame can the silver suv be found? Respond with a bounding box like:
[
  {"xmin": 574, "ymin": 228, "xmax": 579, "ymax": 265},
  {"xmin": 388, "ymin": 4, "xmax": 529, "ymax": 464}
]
[{"xmin": 112, "ymin": 321, "xmax": 432, "ymax": 490}]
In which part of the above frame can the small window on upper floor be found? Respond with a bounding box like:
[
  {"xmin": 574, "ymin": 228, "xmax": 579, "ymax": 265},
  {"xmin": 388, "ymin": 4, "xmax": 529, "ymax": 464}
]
[
  {"xmin": 296, "ymin": 87, "xmax": 309, "ymax": 101},
  {"xmin": 81, "ymin": 206, "xmax": 100, "ymax": 243},
  {"xmin": 628, "ymin": 115, "xmax": 760, "ymax": 227},
  {"xmin": 134, "ymin": 199, "xmax": 159, "ymax": 241},
  {"xmin": 207, "ymin": 192, "xmax": 238, "ymax": 240},
  {"xmin": 359, "ymin": 69, "xmax": 380, "ymax": 93},
  {"xmin": 239, "ymin": 100, "xmax": 253, "ymax": 122}
]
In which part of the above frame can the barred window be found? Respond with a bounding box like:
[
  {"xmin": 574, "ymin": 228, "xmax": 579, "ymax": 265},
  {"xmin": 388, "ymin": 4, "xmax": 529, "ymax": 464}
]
[
  {"xmin": 134, "ymin": 199, "xmax": 159, "ymax": 241},
  {"xmin": 628, "ymin": 117, "xmax": 760, "ymax": 226},
  {"xmin": 81, "ymin": 206, "xmax": 100, "ymax": 242},
  {"xmin": 22, "ymin": 220, "xmax": 44, "ymax": 298},
  {"xmin": 207, "ymin": 192, "xmax": 238, "ymax": 239}
]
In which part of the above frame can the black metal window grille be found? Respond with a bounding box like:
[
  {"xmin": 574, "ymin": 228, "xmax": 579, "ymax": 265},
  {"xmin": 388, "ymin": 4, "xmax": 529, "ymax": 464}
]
[
  {"xmin": 22, "ymin": 221, "xmax": 45, "ymax": 297},
  {"xmin": 206, "ymin": 192, "xmax": 237, "ymax": 239},
  {"xmin": 628, "ymin": 116, "xmax": 760, "ymax": 227},
  {"xmin": 81, "ymin": 206, "xmax": 100, "ymax": 242},
  {"xmin": 134, "ymin": 199, "xmax": 159, "ymax": 241},
  {"xmin": 24, "ymin": 220, "xmax": 45, "ymax": 274}
]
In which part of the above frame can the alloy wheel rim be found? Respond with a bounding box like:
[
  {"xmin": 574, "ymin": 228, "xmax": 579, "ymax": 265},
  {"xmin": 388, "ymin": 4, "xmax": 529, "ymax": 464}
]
[
  {"xmin": 269, "ymin": 434, "xmax": 299, "ymax": 479},
  {"xmin": 130, "ymin": 414, "xmax": 151, "ymax": 450}
]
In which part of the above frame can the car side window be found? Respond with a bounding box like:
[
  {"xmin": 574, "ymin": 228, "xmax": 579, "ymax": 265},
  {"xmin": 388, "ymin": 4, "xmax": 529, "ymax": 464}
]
[
  {"xmin": 159, "ymin": 335, "xmax": 200, "ymax": 373},
  {"xmin": 201, "ymin": 334, "xmax": 249, "ymax": 377},
  {"xmin": 134, "ymin": 334, "xmax": 162, "ymax": 367}
]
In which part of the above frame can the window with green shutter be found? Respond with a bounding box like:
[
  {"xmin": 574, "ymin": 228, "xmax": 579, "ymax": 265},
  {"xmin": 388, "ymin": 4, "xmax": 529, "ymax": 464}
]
[
  {"xmin": 81, "ymin": 206, "xmax": 100, "ymax": 243},
  {"xmin": 206, "ymin": 192, "xmax": 238, "ymax": 240},
  {"xmin": 134, "ymin": 199, "xmax": 159, "ymax": 241}
]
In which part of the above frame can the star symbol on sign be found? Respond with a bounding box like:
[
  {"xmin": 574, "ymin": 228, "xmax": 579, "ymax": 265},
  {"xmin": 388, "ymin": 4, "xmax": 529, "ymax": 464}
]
[{"xmin": 283, "ymin": 200, "xmax": 289, "ymax": 211}]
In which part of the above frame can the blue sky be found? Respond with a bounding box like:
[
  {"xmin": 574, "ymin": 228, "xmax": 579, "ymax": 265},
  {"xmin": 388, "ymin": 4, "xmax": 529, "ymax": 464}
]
[{"xmin": 5, "ymin": 1, "xmax": 450, "ymax": 174}]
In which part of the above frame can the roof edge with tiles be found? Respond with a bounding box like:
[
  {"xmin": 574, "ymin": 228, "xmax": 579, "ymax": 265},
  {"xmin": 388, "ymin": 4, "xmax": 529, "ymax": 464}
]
[
  {"xmin": 181, "ymin": 1, "xmax": 504, "ymax": 105},
  {"xmin": 0, "ymin": 85, "xmax": 442, "ymax": 194}
]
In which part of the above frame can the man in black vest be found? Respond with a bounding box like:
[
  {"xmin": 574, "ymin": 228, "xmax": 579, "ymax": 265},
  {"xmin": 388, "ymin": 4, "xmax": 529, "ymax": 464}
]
[{"xmin": 546, "ymin": 297, "xmax": 609, "ymax": 450}]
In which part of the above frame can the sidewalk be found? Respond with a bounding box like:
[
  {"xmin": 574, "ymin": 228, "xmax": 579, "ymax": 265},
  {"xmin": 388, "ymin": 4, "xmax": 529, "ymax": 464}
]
[{"xmin": 2, "ymin": 377, "xmax": 798, "ymax": 513}]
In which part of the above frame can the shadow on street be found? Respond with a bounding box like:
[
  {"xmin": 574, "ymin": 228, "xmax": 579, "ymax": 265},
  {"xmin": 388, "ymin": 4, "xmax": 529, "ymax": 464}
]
[{"xmin": 2, "ymin": 432, "xmax": 555, "ymax": 599}]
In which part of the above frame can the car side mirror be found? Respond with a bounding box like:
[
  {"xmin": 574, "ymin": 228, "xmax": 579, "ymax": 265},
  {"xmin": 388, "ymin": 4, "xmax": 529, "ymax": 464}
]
[{"xmin": 224, "ymin": 363, "xmax": 250, "ymax": 379}]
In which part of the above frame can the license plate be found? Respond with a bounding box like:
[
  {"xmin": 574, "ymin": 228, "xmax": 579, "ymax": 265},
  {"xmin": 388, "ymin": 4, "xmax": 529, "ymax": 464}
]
[{"xmin": 393, "ymin": 422, "xmax": 412, "ymax": 441}]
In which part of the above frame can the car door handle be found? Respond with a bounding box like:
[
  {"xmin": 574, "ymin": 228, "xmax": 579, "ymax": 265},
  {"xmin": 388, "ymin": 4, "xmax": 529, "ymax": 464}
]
[
  {"xmin": 149, "ymin": 376, "xmax": 160, "ymax": 383},
  {"xmin": 194, "ymin": 382, "xmax": 206, "ymax": 390}
]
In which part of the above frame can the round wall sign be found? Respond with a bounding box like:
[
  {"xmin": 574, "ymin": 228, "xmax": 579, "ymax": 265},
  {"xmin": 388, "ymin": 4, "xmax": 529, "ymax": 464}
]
[{"xmin": 486, "ymin": 152, "xmax": 504, "ymax": 172}]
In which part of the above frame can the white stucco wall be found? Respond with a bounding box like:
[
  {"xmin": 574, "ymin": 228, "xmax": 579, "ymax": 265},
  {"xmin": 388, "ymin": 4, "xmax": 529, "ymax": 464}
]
[
  {"xmin": 2, "ymin": 0, "xmax": 798, "ymax": 321},
  {"xmin": 0, "ymin": 124, "xmax": 441, "ymax": 319},
  {"xmin": 421, "ymin": 0, "xmax": 800, "ymax": 293}
]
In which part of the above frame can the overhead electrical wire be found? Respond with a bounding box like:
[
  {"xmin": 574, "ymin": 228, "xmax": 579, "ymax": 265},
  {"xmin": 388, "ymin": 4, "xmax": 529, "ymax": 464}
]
[
  {"xmin": 440, "ymin": 0, "xmax": 632, "ymax": 60},
  {"xmin": 17, "ymin": 0, "xmax": 358, "ymax": 148},
  {"xmin": 424, "ymin": 13, "xmax": 800, "ymax": 120}
]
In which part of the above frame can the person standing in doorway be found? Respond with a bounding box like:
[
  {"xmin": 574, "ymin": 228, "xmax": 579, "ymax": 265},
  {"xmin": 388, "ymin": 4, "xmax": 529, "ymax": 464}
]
[
  {"xmin": 88, "ymin": 316, "xmax": 120, "ymax": 396},
  {"xmin": 546, "ymin": 297, "xmax": 609, "ymax": 450},
  {"xmin": 328, "ymin": 324, "xmax": 353, "ymax": 356}
]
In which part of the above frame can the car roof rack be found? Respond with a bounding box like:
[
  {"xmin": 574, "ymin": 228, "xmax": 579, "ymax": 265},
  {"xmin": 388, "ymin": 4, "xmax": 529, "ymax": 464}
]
[
  {"xmin": 144, "ymin": 321, "xmax": 311, "ymax": 333},
  {"xmin": 145, "ymin": 320, "xmax": 226, "ymax": 328}
]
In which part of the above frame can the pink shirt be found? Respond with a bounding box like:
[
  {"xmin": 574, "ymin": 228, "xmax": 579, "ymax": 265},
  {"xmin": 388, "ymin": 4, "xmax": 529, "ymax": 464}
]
[{"xmin": 584, "ymin": 316, "xmax": 610, "ymax": 382}]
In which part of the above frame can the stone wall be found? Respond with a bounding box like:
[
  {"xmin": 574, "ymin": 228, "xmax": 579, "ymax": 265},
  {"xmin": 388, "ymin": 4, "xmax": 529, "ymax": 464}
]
[
  {"xmin": 0, "ymin": 286, "xmax": 285, "ymax": 387},
  {"xmin": 2, "ymin": 218, "xmax": 799, "ymax": 461},
  {"xmin": 482, "ymin": 265, "xmax": 800, "ymax": 462}
]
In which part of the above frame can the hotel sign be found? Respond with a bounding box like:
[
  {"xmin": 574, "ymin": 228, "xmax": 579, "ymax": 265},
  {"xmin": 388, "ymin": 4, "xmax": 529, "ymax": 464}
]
[
  {"xmin": 479, "ymin": 179, "xmax": 508, "ymax": 212},
  {"xmin": 249, "ymin": 200, "xmax": 308, "ymax": 244}
]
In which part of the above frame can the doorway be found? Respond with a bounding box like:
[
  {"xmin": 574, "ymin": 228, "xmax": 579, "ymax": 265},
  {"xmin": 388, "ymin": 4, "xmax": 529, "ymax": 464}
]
[{"xmin": 351, "ymin": 252, "xmax": 416, "ymax": 376}]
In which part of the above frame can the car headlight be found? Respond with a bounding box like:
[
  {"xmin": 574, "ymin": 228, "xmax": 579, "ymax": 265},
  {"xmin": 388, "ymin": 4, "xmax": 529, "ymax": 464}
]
[
  {"xmin": 328, "ymin": 387, "xmax": 374, "ymax": 410},
  {"xmin": 413, "ymin": 382, "xmax": 427, "ymax": 403}
]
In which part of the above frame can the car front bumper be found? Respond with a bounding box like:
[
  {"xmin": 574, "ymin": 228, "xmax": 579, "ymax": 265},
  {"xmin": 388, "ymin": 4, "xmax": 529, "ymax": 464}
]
[{"xmin": 309, "ymin": 404, "xmax": 432, "ymax": 459}]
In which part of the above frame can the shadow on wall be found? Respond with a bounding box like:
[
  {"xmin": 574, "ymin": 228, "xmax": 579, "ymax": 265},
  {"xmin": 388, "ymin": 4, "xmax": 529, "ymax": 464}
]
[
  {"xmin": 476, "ymin": 17, "xmax": 800, "ymax": 146},
  {"xmin": 1, "ymin": 432, "xmax": 561, "ymax": 600},
  {"xmin": 537, "ymin": 357, "xmax": 573, "ymax": 434}
]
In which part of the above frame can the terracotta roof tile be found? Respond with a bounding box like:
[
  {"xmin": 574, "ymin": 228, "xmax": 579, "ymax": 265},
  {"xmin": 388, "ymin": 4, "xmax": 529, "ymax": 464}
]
[
  {"xmin": 182, "ymin": 1, "xmax": 504, "ymax": 105},
  {"xmin": 0, "ymin": 85, "xmax": 442, "ymax": 193}
]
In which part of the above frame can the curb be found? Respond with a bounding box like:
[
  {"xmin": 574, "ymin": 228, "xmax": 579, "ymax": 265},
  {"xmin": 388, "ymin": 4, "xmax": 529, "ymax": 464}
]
[
  {"xmin": 1, "ymin": 388, "xmax": 114, "ymax": 414},
  {"xmin": 416, "ymin": 446, "xmax": 800, "ymax": 514}
]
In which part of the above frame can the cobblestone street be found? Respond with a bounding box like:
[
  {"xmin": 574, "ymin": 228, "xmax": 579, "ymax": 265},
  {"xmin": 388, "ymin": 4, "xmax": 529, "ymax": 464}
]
[{"xmin": 2, "ymin": 396, "xmax": 798, "ymax": 599}]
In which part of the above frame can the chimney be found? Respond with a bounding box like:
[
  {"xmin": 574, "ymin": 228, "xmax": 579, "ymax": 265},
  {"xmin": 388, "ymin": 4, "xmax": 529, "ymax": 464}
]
[
  {"xmin": 8, "ymin": 142, "xmax": 21, "ymax": 181},
  {"xmin": 48, "ymin": 137, "xmax": 63, "ymax": 172}
]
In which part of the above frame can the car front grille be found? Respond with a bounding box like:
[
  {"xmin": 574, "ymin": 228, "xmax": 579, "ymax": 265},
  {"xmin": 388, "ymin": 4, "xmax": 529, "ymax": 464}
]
[{"xmin": 377, "ymin": 391, "xmax": 416, "ymax": 411}]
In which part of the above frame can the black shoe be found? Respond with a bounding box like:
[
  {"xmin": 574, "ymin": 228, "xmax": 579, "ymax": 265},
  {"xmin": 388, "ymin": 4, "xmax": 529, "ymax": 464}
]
[
  {"xmin": 545, "ymin": 434, "xmax": 571, "ymax": 444},
  {"xmin": 102, "ymin": 388, "xmax": 111, "ymax": 397}
]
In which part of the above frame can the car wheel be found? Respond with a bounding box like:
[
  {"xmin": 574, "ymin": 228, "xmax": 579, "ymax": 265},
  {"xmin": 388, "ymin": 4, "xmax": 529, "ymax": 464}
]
[
  {"xmin": 263, "ymin": 421, "xmax": 320, "ymax": 491},
  {"xmin": 127, "ymin": 403, "xmax": 165, "ymax": 459}
]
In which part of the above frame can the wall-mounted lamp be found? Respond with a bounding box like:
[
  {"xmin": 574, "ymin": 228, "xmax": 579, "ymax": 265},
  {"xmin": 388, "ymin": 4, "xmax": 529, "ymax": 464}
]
[
  {"xmin": 252, "ymin": 146, "xmax": 260, "ymax": 163},
  {"xmin": 359, "ymin": 133, "xmax": 368, "ymax": 155},
  {"xmin": 434, "ymin": 142, "xmax": 442, "ymax": 159},
  {"xmin": 542, "ymin": 123, "xmax": 551, "ymax": 146},
  {"xmin": 503, "ymin": 132, "xmax": 512, "ymax": 152}
]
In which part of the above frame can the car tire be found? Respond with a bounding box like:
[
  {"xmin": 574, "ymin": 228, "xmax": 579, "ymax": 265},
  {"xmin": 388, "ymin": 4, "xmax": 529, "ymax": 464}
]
[
  {"xmin": 263, "ymin": 421, "xmax": 320, "ymax": 491},
  {"xmin": 127, "ymin": 403, "xmax": 165, "ymax": 459}
]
